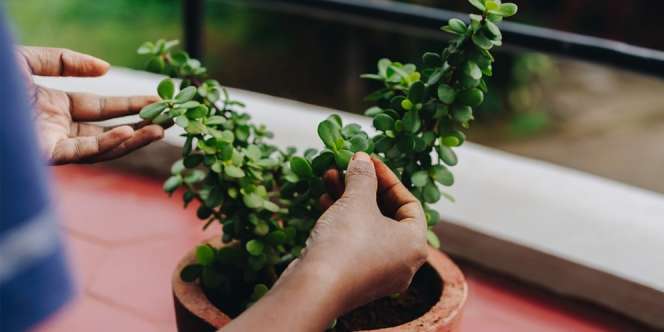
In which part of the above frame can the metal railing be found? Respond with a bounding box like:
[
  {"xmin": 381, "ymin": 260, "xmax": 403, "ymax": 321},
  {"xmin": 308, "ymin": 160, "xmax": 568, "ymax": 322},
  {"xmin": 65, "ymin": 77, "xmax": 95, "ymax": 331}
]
[{"xmin": 183, "ymin": 0, "xmax": 664, "ymax": 78}]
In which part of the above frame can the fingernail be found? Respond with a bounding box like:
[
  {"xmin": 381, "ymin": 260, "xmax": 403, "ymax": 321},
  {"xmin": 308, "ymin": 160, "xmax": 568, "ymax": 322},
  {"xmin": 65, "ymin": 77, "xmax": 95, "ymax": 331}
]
[{"xmin": 352, "ymin": 151, "xmax": 370, "ymax": 162}]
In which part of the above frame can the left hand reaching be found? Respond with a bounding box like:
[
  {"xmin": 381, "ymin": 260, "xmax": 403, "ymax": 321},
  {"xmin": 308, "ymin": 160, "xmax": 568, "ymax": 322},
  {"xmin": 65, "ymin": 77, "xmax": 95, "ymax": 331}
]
[{"xmin": 17, "ymin": 46, "xmax": 166, "ymax": 165}]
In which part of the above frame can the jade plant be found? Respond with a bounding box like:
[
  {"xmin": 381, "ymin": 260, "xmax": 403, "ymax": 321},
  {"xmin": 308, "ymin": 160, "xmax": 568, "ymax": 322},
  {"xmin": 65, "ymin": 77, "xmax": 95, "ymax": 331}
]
[{"xmin": 137, "ymin": 0, "xmax": 516, "ymax": 313}]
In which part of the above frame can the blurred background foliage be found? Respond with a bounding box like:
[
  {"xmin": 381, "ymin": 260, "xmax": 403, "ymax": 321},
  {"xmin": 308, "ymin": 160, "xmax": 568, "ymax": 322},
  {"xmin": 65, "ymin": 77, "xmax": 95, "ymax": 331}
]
[{"xmin": 7, "ymin": 0, "xmax": 664, "ymax": 192}]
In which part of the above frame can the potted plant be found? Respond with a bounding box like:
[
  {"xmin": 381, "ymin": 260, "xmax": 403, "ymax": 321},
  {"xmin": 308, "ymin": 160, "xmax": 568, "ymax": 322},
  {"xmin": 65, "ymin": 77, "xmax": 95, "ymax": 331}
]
[{"xmin": 135, "ymin": 1, "xmax": 517, "ymax": 330}]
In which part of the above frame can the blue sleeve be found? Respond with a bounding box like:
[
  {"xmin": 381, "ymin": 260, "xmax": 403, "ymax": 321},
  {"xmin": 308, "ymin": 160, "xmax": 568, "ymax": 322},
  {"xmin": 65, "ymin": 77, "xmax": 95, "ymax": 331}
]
[{"xmin": 0, "ymin": 9, "xmax": 73, "ymax": 332}]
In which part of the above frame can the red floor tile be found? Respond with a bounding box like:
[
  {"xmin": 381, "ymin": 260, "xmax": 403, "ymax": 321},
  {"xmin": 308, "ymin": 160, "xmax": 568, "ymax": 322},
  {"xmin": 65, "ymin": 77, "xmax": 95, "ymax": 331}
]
[
  {"xmin": 34, "ymin": 296, "xmax": 160, "ymax": 332},
  {"xmin": 88, "ymin": 236, "xmax": 207, "ymax": 324},
  {"xmin": 62, "ymin": 233, "xmax": 110, "ymax": 289},
  {"xmin": 39, "ymin": 165, "xmax": 643, "ymax": 332}
]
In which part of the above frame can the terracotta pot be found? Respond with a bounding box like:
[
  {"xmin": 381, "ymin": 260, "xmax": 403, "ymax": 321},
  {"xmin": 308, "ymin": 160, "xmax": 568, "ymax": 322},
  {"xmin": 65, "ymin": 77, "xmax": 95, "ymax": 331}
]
[{"xmin": 173, "ymin": 244, "xmax": 467, "ymax": 332}]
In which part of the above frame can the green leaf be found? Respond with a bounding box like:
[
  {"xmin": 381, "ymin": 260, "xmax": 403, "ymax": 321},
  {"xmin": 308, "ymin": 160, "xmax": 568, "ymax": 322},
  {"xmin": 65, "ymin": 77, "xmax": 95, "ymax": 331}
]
[
  {"xmin": 290, "ymin": 156, "xmax": 313, "ymax": 178},
  {"xmin": 152, "ymin": 112, "xmax": 173, "ymax": 125},
  {"xmin": 175, "ymin": 86, "xmax": 197, "ymax": 103},
  {"xmin": 360, "ymin": 74, "xmax": 383, "ymax": 81},
  {"xmin": 246, "ymin": 240, "xmax": 264, "ymax": 256},
  {"xmin": 378, "ymin": 58, "xmax": 391, "ymax": 76},
  {"xmin": 246, "ymin": 145, "xmax": 262, "ymax": 160},
  {"xmin": 184, "ymin": 170, "xmax": 206, "ymax": 185},
  {"xmin": 408, "ymin": 81, "xmax": 426, "ymax": 103},
  {"xmin": 185, "ymin": 121, "xmax": 206, "ymax": 134},
  {"xmin": 180, "ymin": 264, "xmax": 202, "ymax": 282},
  {"xmin": 266, "ymin": 230, "xmax": 287, "ymax": 245},
  {"xmin": 463, "ymin": 61, "xmax": 483, "ymax": 80},
  {"xmin": 139, "ymin": 102, "xmax": 167, "ymax": 120},
  {"xmin": 171, "ymin": 160, "xmax": 185, "ymax": 175},
  {"xmin": 401, "ymin": 99, "xmax": 414, "ymax": 111},
  {"xmin": 373, "ymin": 114, "xmax": 395, "ymax": 131},
  {"xmin": 157, "ymin": 79, "xmax": 175, "ymax": 99},
  {"xmin": 251, "ymin": 284, "xmax": 269, "ymax": 301},
  {"xmin": 425, "ymin": 208, "xmax": 440, "ymax": 226},
  {"xmin": 341, "ymin": 123, "xmax": 363, "ymax": 138},
  {"xmin": 311, "ymin": 151, "xmax": 335, "ymax": 174},
  {"xmin": 318, "ymin": 120, "xmax": 343, "ymax": 151},
  {"xmin": 427, "ymin": 230, "xmax": 440, "ymax": 249},
  {"xmin": 187, "ymin": 106, "xmax": 207, "ymax": 119},
  {"xmin": 224, "ymin": 165, "xmax": 245, "ymax": 178},
  {"xmin": 184, "ymin": 154, "xmax": 203, "ymax": 168},
  {"xmin": 327, "ymin": 114, "xmax": 343, "ymax": 128},
  {"xmin": 334, "ymin": 149, "xmax": 354, "ymax": 169},
  {"xmin": 411, "ymin": 171, "xmax": 429, "ymax": 187},
  {"xmin": 453, "ymin": 105, "xmax": 474, "ymax": 123},
  {"xmin": 219, "ymin": 130, "xmax": 235, "ymax": 143},
  {"xmin": 263, "ymin": 200, "xmax": 280, "ymax": 212},
  {"xmin": 437, "ymin": 84, "xmax": 456, "ymax": 104},
  {"xmin": 422, "ymin": 52, "xmax": 442, "ymax": 67},
  {"xmin": 243, "ymin": 193, "xmax": 263, "ymax": 209},
  {"xmin": 468, "ymin": 0, "xmax": 485, "ymax": 11},
  {"xmin": 492, "ymin": 3, "xmax": 518, "ymax": 17},
  {"xmin": 373, "ymin": 136, "xmax": 394, "ymax": 153},
  {"xmin": 349, "ymin": 134, "xmax": 370, "ymax": 152},
  {"xmin": 171, "ymin": 51, "xmax": 189, "ymax": 65},
  {"xmin": 457, "ymin": 88, "xmax": 485, "ymax": 107},
  {"xmin": 175, "ymin": 115, "xmax": 189, "ymax": 128},
  {"xmin": 430, "ymin": 165, "xmax": 454, "ymax": 186},
  {"xmin": 196, "ymin": 245, "xmax": 215, "ymax": 265},
  {"xmin": 437, "ymin": 145, "xmax": 458, "ymax": 166},
  {"xmin": 235, "ymin": 125, "xmax": 250, "ymax": 142},
  {"xmin": 178, "ymin": 101, "xmax": 200, "ymax": 109},
  {"xmin": 484, "ymin": 20, "xmax": 502, "ymax": 40},
  {"xmin": 447, "ymin": 18, "xmax": 467, "ymax": 34},
  {"xmin": 163, "ymin": 176, "xmax": 182, "ymax": 193},
  {"xmin": 146, "ymin": 56, "xmax": 165, "ymax": 73},
  {"xmin": 442, "ymin": 136, "xmax": 461, "ymax": 147},
  {"xmin": 423, "ymin": 182, "xmax": 441, "ymax": 203},
  {"xmin": 364, "ymin": 107, "xmax": 383, "ymax": 117},
  {"xmin": 402, "ymin": 111, "xmax": 421, "ymax": 133},
  {"xmin": 137, "ymin": 42, "xmax": 155, "ymax": 55},
  {"xmin": 472, "ymin": 32, "xmax": 494, "ymax": 50}
]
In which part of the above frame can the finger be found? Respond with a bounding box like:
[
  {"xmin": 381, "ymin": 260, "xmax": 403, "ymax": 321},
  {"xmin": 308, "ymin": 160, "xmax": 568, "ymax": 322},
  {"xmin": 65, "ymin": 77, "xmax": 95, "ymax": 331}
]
[
  {"xmin": 50, "ymin": 126, "xmax": 133, "ymax": 165},
  {"xmin": 85, "ymin": 125, "xmax": 164, "ymax": 162},
  {"xmin": 129, "ymin": 119, "xmax": 174, "ymax": 130},
  {"xmin": 372, "ymin": 156, "xmax": 425, "ymax": 226},
  {"xmin": 318, "ymin": 194, "xmax": 334, "ymax": 211},
  {"xmin": 342, "ymin": 152, "xmax": 377, "ymax": 201},
  {"xmin": 19, "ymin": 46, "xmax": 110, "ymax": 77},
  {"xmin": 323, "ymin": 168, "xmax": 344, "ymax": 200},
  {"xmin": 68, "ymin": 93, "xmax": 160, "ymax": 121}
]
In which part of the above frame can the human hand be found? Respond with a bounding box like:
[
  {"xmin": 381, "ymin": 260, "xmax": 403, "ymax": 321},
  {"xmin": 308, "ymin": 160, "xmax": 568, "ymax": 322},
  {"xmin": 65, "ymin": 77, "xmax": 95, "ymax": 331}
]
[
  {"xmin": 17, "ymin": 46, "xmax": 166, "ymax": 165},
  {"xmin": 301, "ymin": 151, "xmax": 429, "ymax": 310},
  {"xmin": 221, "ymin": 152, "xmax": 427, "ymax": 332}
]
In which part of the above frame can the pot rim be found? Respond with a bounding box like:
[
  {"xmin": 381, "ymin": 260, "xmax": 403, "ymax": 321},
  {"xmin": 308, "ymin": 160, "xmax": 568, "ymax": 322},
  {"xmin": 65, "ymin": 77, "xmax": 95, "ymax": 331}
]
[{"xmin": 172, "ymin": 242, "xmax": 467, "ymax": 332}]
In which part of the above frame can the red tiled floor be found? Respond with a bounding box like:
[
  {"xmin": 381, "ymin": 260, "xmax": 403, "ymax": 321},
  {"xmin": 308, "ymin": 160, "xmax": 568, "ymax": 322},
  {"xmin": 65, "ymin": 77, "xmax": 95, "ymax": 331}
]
[{"xmin": 36, "ymin": 165, "xmax": 643, "ymax": 332}]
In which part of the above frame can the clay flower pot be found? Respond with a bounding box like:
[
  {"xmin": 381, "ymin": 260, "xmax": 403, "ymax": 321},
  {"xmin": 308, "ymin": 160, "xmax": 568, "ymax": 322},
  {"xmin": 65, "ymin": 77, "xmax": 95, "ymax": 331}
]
[{"xmin": 173, "ymin": 244, "xmax": 467, "ymax": 332}]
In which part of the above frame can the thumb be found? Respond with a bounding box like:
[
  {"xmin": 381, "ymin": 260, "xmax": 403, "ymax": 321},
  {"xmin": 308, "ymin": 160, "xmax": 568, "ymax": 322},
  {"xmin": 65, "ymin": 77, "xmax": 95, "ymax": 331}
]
[{"xmin": 342, "ymin": 152, "xmax": 377, "ymax": 200}]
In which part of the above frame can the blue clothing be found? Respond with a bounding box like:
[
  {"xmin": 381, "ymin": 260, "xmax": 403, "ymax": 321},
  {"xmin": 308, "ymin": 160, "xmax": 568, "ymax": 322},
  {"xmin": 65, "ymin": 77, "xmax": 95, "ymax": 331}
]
[{"xmin": 0, "ymin": 8, "xmax": 73, "ymax": 332}]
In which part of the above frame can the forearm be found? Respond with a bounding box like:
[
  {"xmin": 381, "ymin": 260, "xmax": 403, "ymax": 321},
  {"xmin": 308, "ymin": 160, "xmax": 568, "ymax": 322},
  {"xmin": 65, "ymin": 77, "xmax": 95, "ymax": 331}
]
[{"xmin": 220, "ymin": 260, "xmax": 346, "ymax": 332}]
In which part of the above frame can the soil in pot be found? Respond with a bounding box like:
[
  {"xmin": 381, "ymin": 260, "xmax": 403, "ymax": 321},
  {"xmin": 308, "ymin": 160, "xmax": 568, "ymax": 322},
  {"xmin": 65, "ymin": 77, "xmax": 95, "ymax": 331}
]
[
  {"xmin": 198, "ymin": 262, "xmax": 442, "ymax": 331},
  {"xmin": 333, "ymin": 263, "xmax": 443, "ymax": 331}
]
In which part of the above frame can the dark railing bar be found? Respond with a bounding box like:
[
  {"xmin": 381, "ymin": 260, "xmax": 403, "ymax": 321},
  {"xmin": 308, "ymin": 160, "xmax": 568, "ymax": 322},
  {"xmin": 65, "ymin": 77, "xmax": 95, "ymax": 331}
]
[
  {"xmin": 183, "ymin": 0, "xmax": 205, "ymax": 59},
  {"xmin": 241, "ymin": 0, "xmax": 664, "ymax": 78}
]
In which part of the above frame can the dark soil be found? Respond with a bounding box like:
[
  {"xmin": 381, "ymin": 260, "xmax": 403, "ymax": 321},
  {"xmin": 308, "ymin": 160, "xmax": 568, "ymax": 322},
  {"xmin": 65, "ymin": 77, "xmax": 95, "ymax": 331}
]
[
  {"xmin": 334, "ymin": 263, "xmax": 443, "ymax": 331},
  {"xmin": 202, "ymin": 263, "xmax": 442, "ymax": 331}
]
